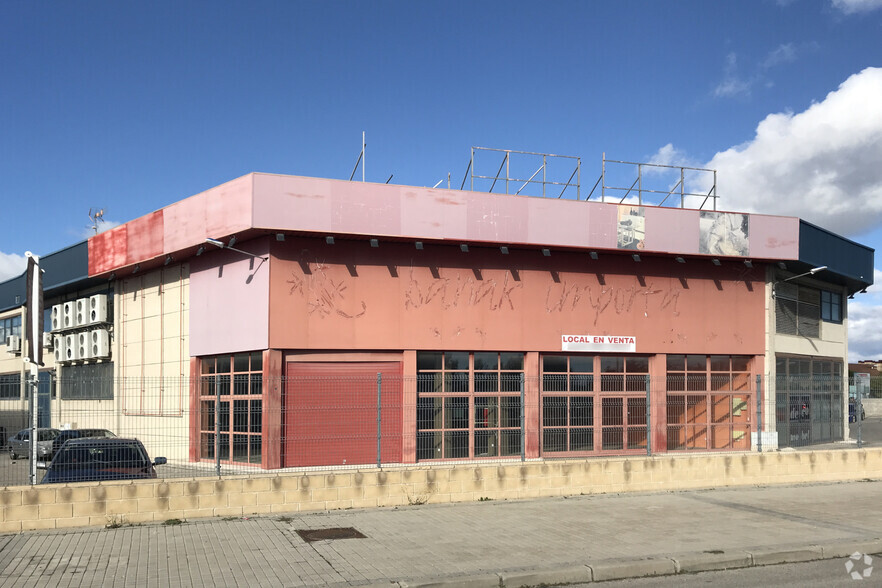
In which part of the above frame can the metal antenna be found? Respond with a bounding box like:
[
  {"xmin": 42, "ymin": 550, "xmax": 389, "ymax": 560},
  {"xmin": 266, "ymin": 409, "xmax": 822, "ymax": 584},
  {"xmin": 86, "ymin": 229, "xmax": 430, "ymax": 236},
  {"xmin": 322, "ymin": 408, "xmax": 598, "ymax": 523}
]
[
  {"xmin": 349, "ymin": 132, "xmax": 366, "ymax": 182},
  {"xmin": 88, "ymin": 208, "xmax": 106, "ymax": 235}
]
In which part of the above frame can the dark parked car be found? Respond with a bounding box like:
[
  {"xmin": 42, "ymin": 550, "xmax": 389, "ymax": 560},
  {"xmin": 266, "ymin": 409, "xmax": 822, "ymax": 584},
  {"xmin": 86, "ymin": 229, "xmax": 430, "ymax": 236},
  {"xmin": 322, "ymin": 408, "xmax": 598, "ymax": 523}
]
[
  {"xmin": 9, "ymin": 428, "xmax": 60, "ymax": 460},
  {"xmin": 51, "ymin": 428, "xmax": 117, "ymax": 457},
  {"xmin": 849, "ymin": 399, "xmax": 866, "ymax": 423},
  {"xmin": 38, "ymin": 438, "xmax": 166, "ymax": 484}
]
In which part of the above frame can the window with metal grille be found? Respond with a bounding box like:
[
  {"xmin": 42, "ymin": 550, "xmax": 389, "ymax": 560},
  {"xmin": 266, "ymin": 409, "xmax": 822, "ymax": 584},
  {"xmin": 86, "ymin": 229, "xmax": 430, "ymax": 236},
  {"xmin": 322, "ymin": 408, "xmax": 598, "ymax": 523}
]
[
  {"xmin": 0, "ymin": 373, "xmax": 21, "ymax": 399},
  {"xmin": 416, "ymin": 351, "xmax": 523, "ymax": 461},
  {"xmin": 775, "ymin": 282, "xmax": 820, "ymax": 337},
  {"xmin": 59, "ymin": 363, "xmax": 114, "ymax": 399},
  {"xmin": 199, "ymin": 352, "xmax": 263, "ymax": 465},
  {"xmin": 600, "ymin": 356, "xmax": 649, "ymax": 451},
  {"xmin": 541, "ymin": 355, "xmax": 594, "ymax": 454},
  {"xmin": 665, "ymin": 355, "xmax": 752, "ymax": 451}
]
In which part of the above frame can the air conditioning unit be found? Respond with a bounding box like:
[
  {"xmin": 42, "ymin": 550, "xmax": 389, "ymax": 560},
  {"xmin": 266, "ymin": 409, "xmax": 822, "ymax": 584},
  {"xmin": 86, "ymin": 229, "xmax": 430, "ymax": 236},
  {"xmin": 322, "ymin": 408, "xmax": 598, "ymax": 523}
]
[
  {"xmin": 51, "ymin": 304, "xmax": 64, "ymax": 331},
  {"xmin": 62, "ymin": 301, "xmax": 75, "ymax": 329},
  {"xmin": 5, "ymin": 335, "xmax": 21, "ymax": 354},
  {"xmin": 42, "ymin": 332, "xmax": 54, "ymax": 349},
  {"xmin": 78, "ymin": 331, "xmax": 93, "ymax": 360},
  {"xmin": 91, "ymin": 329, "xmax": 110, "ymax": 358},
  {"xmin": 76, "ymin": 298, "xmax": 89, "ymax": 326},
  {"xmin": 89, "ymin": 294, "xmax": 108, "ymax": 324},
  {"xmin": 64, "ymin": 334, "xmax": 79, "ymax": 361},
  {"xmin": 54, "ymin": 335, "xmax": 66, "ymax": 362}
]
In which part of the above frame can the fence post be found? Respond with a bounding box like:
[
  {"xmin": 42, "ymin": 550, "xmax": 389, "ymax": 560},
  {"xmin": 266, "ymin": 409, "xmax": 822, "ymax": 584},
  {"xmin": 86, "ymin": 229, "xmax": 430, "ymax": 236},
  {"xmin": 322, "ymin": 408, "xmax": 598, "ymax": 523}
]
[
  {"xmin": 377, "ymin": 373, "xmax": 382, "ymax": 469},
  {"xmin": 520, "ymin": 373, "xmax": 525, "ymax": 462},
  {"xmin": 756, "ymin": 375, "xmax": 763, "ymax": 453},
  {"xmin": 857, "ymin": 387, "xmax": 863, "ymax": 449},
  {"xmin": 215, "ymin": 379, "xmax": 221, "ymax": 477},
  {"xmin": 645, "ymin": 374, "xmax": 651, "ymax": 456},
  {"xmin": 28, "ymin": 372, "xmax": 38, "ymax": 485}
]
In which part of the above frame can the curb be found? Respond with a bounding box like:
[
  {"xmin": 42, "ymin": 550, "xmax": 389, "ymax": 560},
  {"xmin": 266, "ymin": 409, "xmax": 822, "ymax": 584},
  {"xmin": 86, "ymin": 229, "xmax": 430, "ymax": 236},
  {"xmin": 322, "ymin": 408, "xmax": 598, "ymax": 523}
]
[{"xmin": 393, "ymin": 538, "xmax": 882, "ymax": 587}]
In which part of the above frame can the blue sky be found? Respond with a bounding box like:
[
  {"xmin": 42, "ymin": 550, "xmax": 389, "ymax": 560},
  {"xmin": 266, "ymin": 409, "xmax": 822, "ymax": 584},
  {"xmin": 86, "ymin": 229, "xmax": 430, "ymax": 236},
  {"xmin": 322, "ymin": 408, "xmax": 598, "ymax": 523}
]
[{"xmin": 1, "ymin": 0, "xmax": 881, "ymax": 358}]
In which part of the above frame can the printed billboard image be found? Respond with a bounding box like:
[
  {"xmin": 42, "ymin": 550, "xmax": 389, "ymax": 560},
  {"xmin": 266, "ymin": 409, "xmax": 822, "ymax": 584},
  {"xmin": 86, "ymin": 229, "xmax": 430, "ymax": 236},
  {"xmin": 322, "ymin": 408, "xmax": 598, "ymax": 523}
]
[
  {"xmin": 699, "ymin": 211, "xmax": 749, "ymax": 256},
  {"xmin": 617, "ymin": 206, "xmax": 645, "ymax": 250}
]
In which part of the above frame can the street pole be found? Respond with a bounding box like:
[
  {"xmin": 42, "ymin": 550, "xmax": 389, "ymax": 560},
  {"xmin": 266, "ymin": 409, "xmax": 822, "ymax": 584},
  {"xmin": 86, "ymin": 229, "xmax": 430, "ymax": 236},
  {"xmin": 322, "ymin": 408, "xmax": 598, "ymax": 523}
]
[
  {"xmin": 756, "ymin": 375, "xmax": 763, "ymax": 453},
  {"xmin": 24, "ymin": 252, "xmax": 43, "ymax": 484}
]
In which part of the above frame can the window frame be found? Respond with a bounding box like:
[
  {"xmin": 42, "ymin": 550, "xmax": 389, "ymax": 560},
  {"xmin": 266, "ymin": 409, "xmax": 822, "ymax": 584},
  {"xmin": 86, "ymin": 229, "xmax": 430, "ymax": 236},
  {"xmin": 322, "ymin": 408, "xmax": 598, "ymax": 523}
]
[
  {"xmin": 416, "ymin": 351, "xmax": 524, "ymax": 461},
  {"xmin": 820, "ymin": 289, "xmax": 842, "ymax": 324},
  {"xmin": 539, "ymin": 355, "xmax": 650, "ymax": 455},
  {"xmin": 775, "ymin": 282, "xmax": 821, "ymax": 338},
  {"xmin": 540, "ymin": 354, "xmax": 596, "ymax": 455},
  {"xmin": 0, "ymin": 315, "xmax": 22, "ymax": 343},
  {"xmin": 665, "ymin": 355, "xmax": 753, "ymax": 451},
  {"xmin": 199, "ymin": 351, "xmax": 264, "ymax": 466},
  {"xmin": 0, "ymin": 373, "xmax": 21, "ymax": 399},
  {"xmin": 59, "ymin": 362, "xmax": 114, "ymax": 400}
]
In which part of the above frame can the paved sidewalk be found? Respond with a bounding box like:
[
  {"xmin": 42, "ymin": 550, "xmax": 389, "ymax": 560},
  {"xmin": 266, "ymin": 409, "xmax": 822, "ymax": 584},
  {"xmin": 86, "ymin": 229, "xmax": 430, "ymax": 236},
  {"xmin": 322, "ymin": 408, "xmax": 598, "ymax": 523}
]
[{"xmin": 2, "ymin": 480, "xmax": 882, "ymax": 587}]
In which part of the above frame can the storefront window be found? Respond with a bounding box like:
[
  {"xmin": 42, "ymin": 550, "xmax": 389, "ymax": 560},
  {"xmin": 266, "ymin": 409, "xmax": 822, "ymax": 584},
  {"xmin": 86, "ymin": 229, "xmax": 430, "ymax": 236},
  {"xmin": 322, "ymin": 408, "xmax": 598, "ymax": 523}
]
[
  {"xmin": 416, "ymin": 352, "xmax": 523, "ymax": 461},
  {"xmin": 540, "ymin": 355, "xmax": 648, "ymax": 455},
  {"xmin": 541, "ymin": 355, "xmax": 594, "ymax": 453},
  {"xmin": 199, "ymin": 351, "xmax": 263, "ymax": 464},
  {"xmin": 774, "ymin": 355, "xmax": 843, "ymax": 448},
  {"xmin": 666, "ymin": 355, "xmax": 752, "ymax": 451}
]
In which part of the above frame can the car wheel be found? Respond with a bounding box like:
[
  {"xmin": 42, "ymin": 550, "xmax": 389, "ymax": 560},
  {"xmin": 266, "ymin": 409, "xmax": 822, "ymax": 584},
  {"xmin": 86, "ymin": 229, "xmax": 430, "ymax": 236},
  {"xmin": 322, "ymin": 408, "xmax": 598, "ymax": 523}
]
[{"xmin": 9, "ymin": 447, "xmax": 18, "ymax": 460}]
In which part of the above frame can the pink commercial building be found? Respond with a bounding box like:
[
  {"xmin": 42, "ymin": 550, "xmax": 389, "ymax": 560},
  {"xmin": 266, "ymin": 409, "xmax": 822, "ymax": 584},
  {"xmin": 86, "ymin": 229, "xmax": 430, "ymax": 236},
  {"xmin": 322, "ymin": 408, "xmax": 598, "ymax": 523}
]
[{"xmin": 0, "ymin": 171, "xmax": 874, "ymax": 471}]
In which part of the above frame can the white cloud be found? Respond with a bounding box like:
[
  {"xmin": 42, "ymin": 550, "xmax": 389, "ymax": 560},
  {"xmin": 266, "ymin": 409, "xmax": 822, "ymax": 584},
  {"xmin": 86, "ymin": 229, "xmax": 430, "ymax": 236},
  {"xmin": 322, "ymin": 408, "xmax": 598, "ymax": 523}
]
[
  {"xmin": 713, "ymin": 53, "xmax": 753, "ymax": 98},
  {"xmin": 848, "ymin": 297, "xmax": 882, "ymax": 361},
  {"xmin": 761, "ymin": 43, "xmax": 797, "ymax": 69},
  {"xmin": 866, "ymin": 268, "xmax": 882, "ymax": 294},
  {"xmin": 647, "ymin": 143, "xmax": 694, "ymax": 168},
  {"xmin": 663, "ymin": 69, "xmax": 882, "ymax": 361},
  {"xmin": 832, "ymin": 0, "xmax": 882, "ymax": 14},
  {"xmin": 697, "ymin": 67, "xmax": 882, "ymax": 236},
  {"xmin": 0, "ymin": 251, "xmax": 26, "ymax": 282},
  {"xmin": 78, "ymin": 219, "xmax": 122, "ymax": 241}
]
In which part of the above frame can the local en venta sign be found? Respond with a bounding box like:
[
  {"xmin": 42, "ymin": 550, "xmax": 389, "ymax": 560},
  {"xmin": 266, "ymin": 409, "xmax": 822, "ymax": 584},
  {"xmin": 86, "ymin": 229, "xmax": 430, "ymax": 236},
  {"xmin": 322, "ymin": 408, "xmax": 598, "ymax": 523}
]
[{"xmin": 561, "ymin": 334, "xmax": 636, "ymax": 353}]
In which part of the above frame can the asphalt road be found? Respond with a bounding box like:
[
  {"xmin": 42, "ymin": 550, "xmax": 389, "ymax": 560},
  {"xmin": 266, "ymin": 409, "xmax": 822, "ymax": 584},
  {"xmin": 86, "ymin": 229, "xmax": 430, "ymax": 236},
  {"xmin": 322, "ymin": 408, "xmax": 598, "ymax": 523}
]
[
  {"xmin": 564, "ymin": 556, "xmax": 880, "ymax": 587},
  {"xmin": 850, "ymin": 416, "xmax": 882, "ymax": 447}
]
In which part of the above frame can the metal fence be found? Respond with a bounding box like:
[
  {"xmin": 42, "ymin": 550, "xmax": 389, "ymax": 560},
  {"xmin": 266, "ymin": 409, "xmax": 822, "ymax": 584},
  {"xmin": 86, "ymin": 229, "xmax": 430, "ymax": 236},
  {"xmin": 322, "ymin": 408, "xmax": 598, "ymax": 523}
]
[{"xmin": 0, "ymin": 372, "xmax": 862, "ymax": 486}]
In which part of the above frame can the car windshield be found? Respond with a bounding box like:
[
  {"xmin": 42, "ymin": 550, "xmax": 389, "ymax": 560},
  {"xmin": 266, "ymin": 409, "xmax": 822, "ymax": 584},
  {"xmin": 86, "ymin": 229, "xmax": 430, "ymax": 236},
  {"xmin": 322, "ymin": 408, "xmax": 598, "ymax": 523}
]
[
  {"xmin": 82, "ymin": 430, "xmax": 116, "ymax": 438},
  {"xmin": 37, "ymin": 430, "xmax": 58, "ymax": 441},
  {"xmin": 52, "ymin": 443, "xmax": 149, "ymax": 468}
]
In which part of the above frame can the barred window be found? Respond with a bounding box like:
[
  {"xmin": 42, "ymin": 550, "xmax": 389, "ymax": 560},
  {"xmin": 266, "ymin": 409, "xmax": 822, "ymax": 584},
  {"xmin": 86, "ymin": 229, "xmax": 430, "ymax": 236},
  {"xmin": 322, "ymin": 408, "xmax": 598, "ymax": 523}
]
[
  {"xmin": 0, "ymin": 373, "xmax": 21, "ymax": 399},
  {"xmin": 541, "ymin": 355, "xmax": 595, "ymax": 454},
  {"xmin": 200, "ymin": 352, "xmax": 263, "ymax": 465},
  {"xmin": 59, "ymin": 363, "xmax": 113, "ymax": 400},
  {"xmin": 416, "ymin": 351, "xmax": 524, "ymax": 461},
  {"xmin": 666, "ymin": 355, "xmax": 753, "ymax": 451},
  {"xmin": 775, "ymin": 282, "xmax": 820, "ymax": 337}
]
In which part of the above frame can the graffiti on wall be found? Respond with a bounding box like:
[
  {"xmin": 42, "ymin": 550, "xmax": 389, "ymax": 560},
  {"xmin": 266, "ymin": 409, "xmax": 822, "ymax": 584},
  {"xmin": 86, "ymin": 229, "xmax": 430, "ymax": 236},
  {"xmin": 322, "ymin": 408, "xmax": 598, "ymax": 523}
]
[
  {"xmin": 404, "ymin": 268, "xmax": 523, "ymax": 311},
  {"xmin": 286, "ymin": 257, "xmax": 367, "ymax": 319},
  {"xmin": 545, "ymin": 280, "xmax": 681, "ymax": 325}
]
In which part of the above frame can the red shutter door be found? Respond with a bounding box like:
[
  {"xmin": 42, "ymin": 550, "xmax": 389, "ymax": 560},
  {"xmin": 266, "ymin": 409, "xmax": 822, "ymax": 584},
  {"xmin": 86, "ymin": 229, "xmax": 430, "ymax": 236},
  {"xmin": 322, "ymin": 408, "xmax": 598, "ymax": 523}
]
[{"xmin": 284, "ymin": 362, "xmax": 402, "ymax": 468}]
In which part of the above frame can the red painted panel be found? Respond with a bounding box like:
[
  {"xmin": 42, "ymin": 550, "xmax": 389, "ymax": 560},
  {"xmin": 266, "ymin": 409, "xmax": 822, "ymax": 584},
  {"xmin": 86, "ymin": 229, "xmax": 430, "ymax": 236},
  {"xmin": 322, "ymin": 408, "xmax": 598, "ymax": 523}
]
[
  {"xmin": 268, "ymin": 237, "xmax": 765, "ymax": 356},
  {"xmin": 188, "ymin": 357, "xmax": 200, "ymax": 462},
  {"xmin": 262, "ymin": 350, "xmax": 283, "ymax": 470},
  {"xmin": 125, "ymin": 210, "xmax": 164, "ymax": 265},
  {"xmin": 283, "ymin": 362, "xmax": 402, "ymax": 468},
  {"xmin": 88, "ymin": 224, "xmax": 128, "ymax": 276}
]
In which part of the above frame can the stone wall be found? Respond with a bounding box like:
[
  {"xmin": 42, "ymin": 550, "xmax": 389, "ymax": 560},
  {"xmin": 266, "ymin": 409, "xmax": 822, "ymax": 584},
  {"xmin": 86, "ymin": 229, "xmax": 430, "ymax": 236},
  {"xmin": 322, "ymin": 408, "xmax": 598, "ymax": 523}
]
[{"xmin": 2, "ymin": 448, "xmax": 881, "ymax": 533}]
